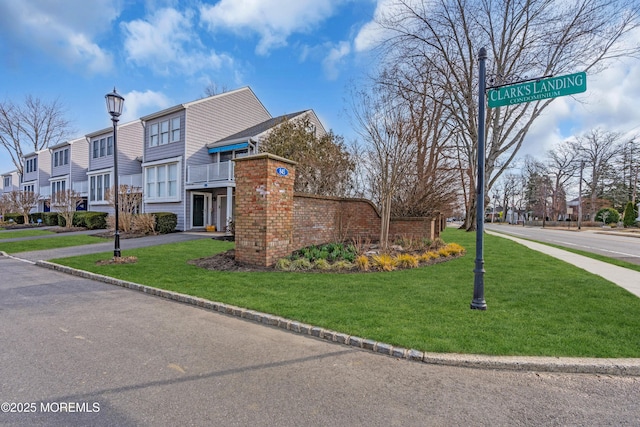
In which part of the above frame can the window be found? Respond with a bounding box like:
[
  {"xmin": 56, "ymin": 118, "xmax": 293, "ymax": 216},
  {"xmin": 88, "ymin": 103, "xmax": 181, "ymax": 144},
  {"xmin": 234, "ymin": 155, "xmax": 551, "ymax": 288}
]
[
  {"xmin": 54, "ymin": 148, "xmax": 69, "ymax": 167},
  {"xmin": 3, "ymin": 177, "xmax": 9, "ymax": 188},
  {"xmin": 171, "ymin": 118, "xmax": 181, "ymax": 142},
  {"xmin": 149, "ymin": 123, "xmax": 159, "ymax": 147},
  {"xmin": 145, "ymin": 163, "xmax": 179, "ymax": 201},
  {"xmin": 25, "ymin": 158, "xmax": 37, "ymax": 173},
  {"xmin": 89, "ymin": 173, "xmax": 111, "ymax": 202},
  {"xmin": 23, "ymin": 184, "xmax": 35, "ymax": 193},
  {"xmin": 92, "ymin": 137, "xmax": 112, "ymax": 158},
  {"xmin": 149, "ymin": 117, "xmax": 180, "ymax": 147},
  {"xmin": 51, "ymin": 180, "xmax": 66, "ymax": 203}
]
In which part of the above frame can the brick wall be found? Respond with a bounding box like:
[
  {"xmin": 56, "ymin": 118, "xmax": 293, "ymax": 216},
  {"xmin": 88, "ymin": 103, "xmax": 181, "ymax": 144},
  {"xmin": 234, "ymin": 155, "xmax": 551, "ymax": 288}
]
[
  {"xmin": 234, "ymin": 154, "xmax": 296, "ymax": 266},
  {"xmin": 234, "ymin": 155, "xmax": 442, "ymax": 267}
]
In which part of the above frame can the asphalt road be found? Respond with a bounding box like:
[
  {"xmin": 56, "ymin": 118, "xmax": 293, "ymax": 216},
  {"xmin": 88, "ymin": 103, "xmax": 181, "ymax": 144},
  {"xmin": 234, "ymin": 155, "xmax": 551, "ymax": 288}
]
[
  {"xmin": 1, "ymin": 255, "xmax": 639, "ymax": 426},
  {"xmin": 484, "ymin": 223, "xmax": 640, "ymax": 265}
]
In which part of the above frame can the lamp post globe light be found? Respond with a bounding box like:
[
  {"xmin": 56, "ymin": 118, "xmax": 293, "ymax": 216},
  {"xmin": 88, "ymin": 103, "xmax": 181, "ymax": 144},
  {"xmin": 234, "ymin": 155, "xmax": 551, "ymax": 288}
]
[{"xmin": 105, "ymin": 88, "xmax": 124, "ymax": 258}]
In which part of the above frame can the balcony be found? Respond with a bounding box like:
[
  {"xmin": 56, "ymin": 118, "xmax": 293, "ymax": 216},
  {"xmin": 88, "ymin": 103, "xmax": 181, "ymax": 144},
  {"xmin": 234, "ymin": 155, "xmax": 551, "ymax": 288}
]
[
  {"xmin": 119, "ymin": 173, "xmax": 142, "ymax": 189},
  {"xmin": 72, "ymin": 180, "xmax": 88, "ymax": 196},
  {"xmin": 187, "ymin": 161, "xmax": 234, "ymax": 188}
]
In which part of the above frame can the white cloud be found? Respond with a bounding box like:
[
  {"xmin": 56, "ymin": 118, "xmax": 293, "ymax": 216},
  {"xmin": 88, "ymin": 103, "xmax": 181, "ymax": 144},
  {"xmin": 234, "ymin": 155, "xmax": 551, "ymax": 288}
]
[
  {"xmin": 323, "ymin": 41, "xmax": 351, "ymax": 80},
  {"xmin": 199, "ymin": 0, "xmax": 340, "ymax": 55},
  {"xmin": 120, "ymin": 90, "xmax": 172, "ymax": 123},
  {"xmin": 122, "ymin": 8, "xmax": 233, "ymax": 76},
  {"xmin": 0, "ymin": 0, "xmax": 116, "ymax": 73},
  {"xmin": 353, "ymin": 0, "xmax": 405, "ymax": 52}
]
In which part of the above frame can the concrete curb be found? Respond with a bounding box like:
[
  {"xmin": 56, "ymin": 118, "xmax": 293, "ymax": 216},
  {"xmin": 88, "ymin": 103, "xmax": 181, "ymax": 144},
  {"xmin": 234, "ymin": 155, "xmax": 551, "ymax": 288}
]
[{"xmin": 35, "ymin": 260, "xmax": 640, "ymax": 377}]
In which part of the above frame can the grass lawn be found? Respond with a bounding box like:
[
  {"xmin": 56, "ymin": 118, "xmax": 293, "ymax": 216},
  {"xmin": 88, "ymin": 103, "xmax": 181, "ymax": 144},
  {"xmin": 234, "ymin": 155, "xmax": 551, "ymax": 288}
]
[
  {"xmin": 1, "ymin": 234, "xmax": 106, "ymax": 253},
  {"xmin": 0, "ymin": 229, "xmax": 56, "ymax": 239},
  {"xmin": 52, "ymin": 228, "xmax": 640, "ymax": 358}
]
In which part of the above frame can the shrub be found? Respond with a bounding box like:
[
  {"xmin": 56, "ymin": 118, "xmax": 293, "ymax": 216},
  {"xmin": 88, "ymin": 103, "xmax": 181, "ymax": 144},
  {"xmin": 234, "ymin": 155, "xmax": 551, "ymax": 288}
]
[
  {"xmin": 371, "ymin": 254, "xmax": 397, "ymax": 271},
  {"xmin": 420, "ymin": 251, "xmax": 440, "ymax": 262},
  {"xmin": 289, "ymin": 258, "xmax": 313, "ymax": 271},
  {"xmin": 355, "ymin": 255, "xmax": 370, "ymax": 271},
  {"xmin": 595, "ymin": 207, "xmax": 620, "ymax": 225},
  {"xmin": 43, "ymin": 212, "xmax": 59, "ymax": 226},
  {"xmin": 72, "ymin": 212, "xmax": 88, "ymax": 227},
  {"xmin": 84, "ymin": 212, "xmax": 108, "ymax": 229},
  {"xmin": 29, "ymin": 212, "xmax": 44, "ymax": 224},
  {"xmin": 438, "ymin": 247, "xmax": 451, "ymax": 257},
  {"xmin": 331, "ymin": 260, "xmax": 354, "ymax": 271},
  {"xmin": 155, "ymin": 212, "xmax": 178, "ymax": 234},
  {"xmin": 396, "ymin": 253, "xmax": 419, "ymax": 269},
  {"xmin": 431, "ymin": 237, "xmax": 446, "ymax": 250},
  {"xmin": 275, "ymin": 258, "xmax": 291, "ymax": 271},
  {"xmin": 4, "ymin": 213, "xmax": 24, "ymax": 224},
  {"xmin": 623, "ymin": 201, "xmax": 638, "ymax": 227},
  {"xmin": 443, "ymin": 243, "xmax": 466, "ymax": 256},
  {"xmin": 314, "ymin": 258, "xmax": 332, "ymax": 270},
  {"xmin": 132, "ymin": 214, "xmax": 157, "ymax": 235}
]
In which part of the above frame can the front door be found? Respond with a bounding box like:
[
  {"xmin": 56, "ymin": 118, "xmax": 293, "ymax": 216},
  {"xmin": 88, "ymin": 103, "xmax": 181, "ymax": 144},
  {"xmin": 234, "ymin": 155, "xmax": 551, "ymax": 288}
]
[
  {"xmin": 191, "ymin": 192, "xmax": 212, "ymax": 228},
  {"xmin": 193, "ymin": 195, "xmax": 205, "ymax": 227}
]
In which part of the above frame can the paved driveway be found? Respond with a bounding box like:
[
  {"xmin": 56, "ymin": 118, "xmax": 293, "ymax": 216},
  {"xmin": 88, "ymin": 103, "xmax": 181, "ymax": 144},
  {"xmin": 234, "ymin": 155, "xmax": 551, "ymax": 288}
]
[{"xmin": 1, "ymin": 255, "xmax": 639, "ymax": 426}]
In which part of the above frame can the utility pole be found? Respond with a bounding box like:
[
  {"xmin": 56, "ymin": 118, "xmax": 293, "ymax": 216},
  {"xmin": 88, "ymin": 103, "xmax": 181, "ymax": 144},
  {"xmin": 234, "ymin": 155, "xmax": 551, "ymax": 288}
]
[{"xmin": 578, "ymin": 161, "xmax": 584, "ymax": 230}]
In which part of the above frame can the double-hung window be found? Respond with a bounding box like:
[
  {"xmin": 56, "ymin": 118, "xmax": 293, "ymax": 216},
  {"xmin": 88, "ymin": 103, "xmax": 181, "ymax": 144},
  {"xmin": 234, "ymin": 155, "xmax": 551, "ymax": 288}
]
[
  {"xmin": 148, "ymin": 117, "xmax": 180, "ymax": 147},
  {"xmin": 144, "ymin": 161, "xmax": 180, "ymax": 202},
  {"xmin": 92, "ymin": 137, "xmax": 113, "ymax": 158},
  {"xmin": 54, "ymin": 148, "xmax": 69, "ymax": 167},
  {"xmin": 51, "ymin": 180, "xmax": 66, "ymax": 203},
  {"xmin": 89, "ymin": 173, "xmax": 110, "ymax": 202},
  {"xmin": 3, "ymin": 177, "xmax": 10, "ymax": 188}
]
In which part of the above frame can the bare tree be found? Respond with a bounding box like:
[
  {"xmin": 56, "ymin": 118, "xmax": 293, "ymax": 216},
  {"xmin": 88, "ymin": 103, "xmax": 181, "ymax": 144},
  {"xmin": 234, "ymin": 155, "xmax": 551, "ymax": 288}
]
[
  {"xmin": 7, "ymin": 190, "xmax": 39, "ymax": 224},
  {"xmin": 351, "ymin": 85, "xmax": 415, "ymax": 248},
  {"xmin": 545, "ymin": 141, "xmax": 580, "ymax": 220},
  {"xmin": 571, "ymin": 129, "xmax": 624, "ymax": 220},
  {"xmin": 375, "ymin": 0, "xmax": 640, "ymax": 230},
  {"xmin": 0, "ymin": 192, "xmax": 14, "ymax": 220},
  {"xmin": 106, "ymin": 185, "xmax": 142, "ymax": 232},
  {"xmin": 203, "ymin": 83, "xmax": 229, "ymax": 97},
  {"xmin": 54, "ymin": 189, "xmax": 83, "ymax": 228},
  {"xmin": 0, "ymin": 95, "xmax": 72, "ymax": 176},
  {"xmin": 376, "ymin": 59, "xmax": 460, "ymax": 217}
]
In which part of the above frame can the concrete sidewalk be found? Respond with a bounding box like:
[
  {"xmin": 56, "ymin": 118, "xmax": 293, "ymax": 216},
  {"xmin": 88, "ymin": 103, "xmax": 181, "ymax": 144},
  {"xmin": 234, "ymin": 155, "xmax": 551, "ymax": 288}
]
[
  {"xmin": 486, "ymin": 230, "xmax": 640, "ymax": 298},
  {"xmin": 1, "ymin": 231, "xmax": 215, "ymax": 263}
]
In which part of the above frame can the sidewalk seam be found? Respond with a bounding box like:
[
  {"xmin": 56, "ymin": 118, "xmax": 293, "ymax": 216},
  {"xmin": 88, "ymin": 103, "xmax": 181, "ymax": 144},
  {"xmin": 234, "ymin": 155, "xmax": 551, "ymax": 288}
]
[{"xmin": 35, "ymin": 260, "xmax": 640, "ymax": 377}]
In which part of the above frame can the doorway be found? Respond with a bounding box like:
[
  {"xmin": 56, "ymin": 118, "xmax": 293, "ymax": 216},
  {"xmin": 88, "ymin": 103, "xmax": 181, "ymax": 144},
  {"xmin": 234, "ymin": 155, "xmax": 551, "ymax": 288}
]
[{"xmin": 191, "ymin": 192, "xmax": 212, "ymax": 229}]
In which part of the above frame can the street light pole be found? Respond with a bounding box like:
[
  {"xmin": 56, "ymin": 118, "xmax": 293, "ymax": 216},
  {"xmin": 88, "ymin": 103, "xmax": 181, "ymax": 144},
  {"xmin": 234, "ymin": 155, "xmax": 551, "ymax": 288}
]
[
  {"xmin": 578, "ymin": 160, "xmax": 584, "ymax": 230},
  {"xmin": 471, "ymin": 47, "xmax": 487, "ymax": 311},
  {"xmin": 105, "ymin": 88, "xmax": 125, "ymax": 258}
]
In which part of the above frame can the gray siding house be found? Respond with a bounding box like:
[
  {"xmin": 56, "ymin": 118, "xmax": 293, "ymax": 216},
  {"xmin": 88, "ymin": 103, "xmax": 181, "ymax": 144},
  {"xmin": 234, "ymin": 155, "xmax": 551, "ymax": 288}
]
[
  {"xmin": 86, "ymin": 120, "xmax": 144, "ymax": 213},
  {"xmin": 140, "ymin": 87, "xmax": 272, "ymax": 231},
  {"xmin": 21, "ymin": 149, "xmax": 51, "ymax": 212},
  {"xmin": 1, "ymin": 170, "xmax": 20, "ymax": 195},
  {"xmin": 48, "ymin": 137, "xmax": 89, "ymax": 212}
]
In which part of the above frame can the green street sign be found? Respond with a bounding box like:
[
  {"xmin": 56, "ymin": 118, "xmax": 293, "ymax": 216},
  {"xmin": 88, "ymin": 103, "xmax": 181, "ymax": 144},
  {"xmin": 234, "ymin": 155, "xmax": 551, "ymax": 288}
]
[{"xmin": 488, "ymin": 71, "xmax": 586, "ymax": 108}]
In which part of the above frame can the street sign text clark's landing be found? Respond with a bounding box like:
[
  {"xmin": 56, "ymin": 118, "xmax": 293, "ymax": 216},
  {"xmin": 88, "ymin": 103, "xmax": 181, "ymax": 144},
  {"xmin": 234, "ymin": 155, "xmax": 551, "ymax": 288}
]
[{"xmin": 488, "ymin": 71, "xmax": 586, "ymax": 108}]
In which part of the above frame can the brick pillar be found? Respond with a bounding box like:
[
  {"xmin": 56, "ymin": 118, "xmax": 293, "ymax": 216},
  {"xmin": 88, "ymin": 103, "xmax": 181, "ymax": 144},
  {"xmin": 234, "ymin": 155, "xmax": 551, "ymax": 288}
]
[{"xmin": 233, "ymin": 153, "xmax": 296, "ymax": 266}]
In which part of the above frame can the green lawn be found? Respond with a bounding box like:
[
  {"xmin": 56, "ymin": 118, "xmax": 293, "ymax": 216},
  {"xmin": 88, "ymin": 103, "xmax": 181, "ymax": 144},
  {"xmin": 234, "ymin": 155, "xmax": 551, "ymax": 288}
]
[
  {"xmin": 0, "ymin": 234, "xmax": 106, "ymax": 253},
  {"xmin": 52, "ymin": 228, "xmax": 640, "ymax": 358},
  {"xmin": 0, "ymin": 229, "xmax": 55, "ymax": 239}
]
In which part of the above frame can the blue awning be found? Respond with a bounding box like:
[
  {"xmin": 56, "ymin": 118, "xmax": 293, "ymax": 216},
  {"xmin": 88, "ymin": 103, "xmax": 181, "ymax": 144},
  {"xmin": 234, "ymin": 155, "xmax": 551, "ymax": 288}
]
[{"xmin": 208, "ymin": 142, "xmax": 249, "ymax": 154}]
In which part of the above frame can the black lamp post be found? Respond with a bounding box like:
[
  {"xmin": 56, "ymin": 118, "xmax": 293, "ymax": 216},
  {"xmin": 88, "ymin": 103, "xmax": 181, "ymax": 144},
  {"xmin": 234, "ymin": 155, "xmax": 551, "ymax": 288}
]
[{"xmin": 105, "ymin": 88, "xmax": 124, "ymax": 258}]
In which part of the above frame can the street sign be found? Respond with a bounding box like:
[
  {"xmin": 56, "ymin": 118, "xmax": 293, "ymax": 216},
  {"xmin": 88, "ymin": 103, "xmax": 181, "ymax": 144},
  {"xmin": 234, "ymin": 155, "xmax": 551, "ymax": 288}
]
[{"xmin": 488, "ymin": 71, "xmax": 586, "ymax": 108}]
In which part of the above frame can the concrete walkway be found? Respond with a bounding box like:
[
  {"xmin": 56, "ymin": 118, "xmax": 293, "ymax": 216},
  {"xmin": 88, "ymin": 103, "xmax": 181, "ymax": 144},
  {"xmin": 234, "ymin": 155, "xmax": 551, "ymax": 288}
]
[{"xmin": 486, "ymin": 230, "xmax": 640, "ymax": 298}]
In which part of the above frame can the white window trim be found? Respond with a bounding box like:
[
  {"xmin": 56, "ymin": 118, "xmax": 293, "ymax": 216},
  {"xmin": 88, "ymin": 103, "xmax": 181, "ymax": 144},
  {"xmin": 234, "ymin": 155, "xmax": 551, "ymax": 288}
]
[
  {"xmin": 148, "ymin": 116, "xmax": 181, "ymax": 147},
  {"xmin": 87, "ymin": 168, "xmax": 114, "ymax": 205},
  {"xmin": 142, "ymin": 157, "xmax": 182, "ymax": 203}
]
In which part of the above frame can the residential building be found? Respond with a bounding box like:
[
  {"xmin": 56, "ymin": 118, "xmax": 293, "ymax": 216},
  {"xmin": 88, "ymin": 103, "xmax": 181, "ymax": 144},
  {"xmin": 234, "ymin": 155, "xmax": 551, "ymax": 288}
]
[
  {"xmin": 47, "ymin": 137, "xmax": 89, "ymax": 211},
  {"xmin": 1, "ymin": 170, "xmax": 20, "ymax": 195},
  {"xmin": 20, "ymin": 149, "xmax": 51, "ymax": 212},
  {"xmin": 86, "ymin": 120, "xmax": 144, "ymax": 214},
  {"xmin": 140, "ymin": 87, "xmax": 272, "ymax": 231}
]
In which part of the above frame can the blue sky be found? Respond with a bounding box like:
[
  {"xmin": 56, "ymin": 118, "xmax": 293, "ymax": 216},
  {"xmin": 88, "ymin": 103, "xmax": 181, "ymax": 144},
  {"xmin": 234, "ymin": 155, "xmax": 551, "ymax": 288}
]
[{"xmin": 1, "ymin": 0, "xmax": 640, "ymax": 176}]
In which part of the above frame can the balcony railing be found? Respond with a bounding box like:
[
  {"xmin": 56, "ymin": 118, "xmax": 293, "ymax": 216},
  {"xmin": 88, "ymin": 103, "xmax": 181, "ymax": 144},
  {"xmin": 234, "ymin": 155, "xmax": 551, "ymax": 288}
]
[
  {"xmin": 187, "ymin": 161, "xmax": 234, "ymax": 185},
  {"xmin": 119, "ymin": 173, "xmax": 142, "ymax": 189},
  {"xmin": 72, "ymin": 180, "xmax": 88, "ymax": 195}
]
